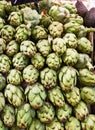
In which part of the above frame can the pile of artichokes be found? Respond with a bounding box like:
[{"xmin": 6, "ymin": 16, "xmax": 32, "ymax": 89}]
[{"xmin": 0, "ymin": 0, "xmax": 95, "ymax": 130}]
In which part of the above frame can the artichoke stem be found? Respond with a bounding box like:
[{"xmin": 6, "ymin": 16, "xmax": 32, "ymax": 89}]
[{"xmin": 86, "ymin": 62, "xmax": 94, "ymax": 71}]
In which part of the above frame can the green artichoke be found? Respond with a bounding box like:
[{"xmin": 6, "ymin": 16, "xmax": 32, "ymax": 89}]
[
  {"xmin": 6, "ymin": 40, "xmax": 19, "ymax": 57},
  {"xmin": 56, "ymin": 103, "xmax": 72, "ymax": 123},
  {"xmin": 1, "ymin": 104, "xmax": 15, "ymax": 127},
  {"xmin": 46, "ymin": 53, "xmax": 62, "ymax": 70},
  {"xmin": 65, "ymin": 87, "xmax": 81, "ymax": 107},
  {"xmin": 37, "ymin": 102, "xmax": 55, "ymax": 123},
  {"xmin": 0, "ymin": 92, "xmax": 5, "ymax": 112},
  {"xmin": 20, "ymin": 40, "xmax": 37, "ymax": 57},
  {"xmin": 31, "ymin": 25, "xmax": 48, "ymax": 41},
  {"xmin": 12, "ymin": 52, "xmax": 29, "ymax": 70},
  {"xmin": 0, "ymin": 119, "xmax": 8, "ymax": 130},
  {"xmin": 65, "ymin": 116, "xmax": 81, "ymax": 130},
  {"xmin": 0, "ymin": 4, "xmax": 6, "ymax": 18},
  {"xmin": 8, "ymin": 11, "xmax": 23, "ymax": 27},
  {"xmin": 59, "ymin": 66, "xmax": 78, "ymax": 92},
  {"xmin": 46, "ymin": 118, "xmax": 64, "ymax": 130},
  {"xmin": 77, "ymin": 37, "xmax": 93, "ymax": 54},
  {"xmin": 0, "ymin": 54, "xmax": 11, "ymax": 74},
  {"xmin": 16, "ymin": 103, "xmax": 35, "ymax": 128},
  {"xmin": 23, "ymin": 65, "xmax": 39, "ymax": 84},
  {"xmin": 74, "ymin": 101, "xmax": 89, "ymax": 121},
  {"xmin": 28, "ymin": 119, "xmax": 45, "ymax": 130},
  {"xmin": 52, "ymin": 38, "xmax": 66, "ymax": 56},
  {"xmin": 7, "ymin": 69, "xmax": 23, "ymax": 85},
  {"xmin": 48, "ymin": 21, "xmax": 63, "ymax": 38},
  {"xmin": 63, "ymin": 33, "xmax": 78, "ymax": 49},
  {"xmin": 0, "ymin": 17, "xmax": 5, "ymax": 30},
  {"xmin": 1, "ymin": 25, "xmax": 15, "ymax": 42},
  {"xmin": 0, "ymin": 38, "xmax": 6, "ymax": 54},
  {"xmin": 48, "ymin": 86, "xmax": 65, "ymax": 107},
  {"xmin": 4, "ymin": 84, "xmax": 24, "ymax": 107},
  {"xmin": 0, "ymin": 73, "xmax": 6, "ymax": 91},
  {"xmin": 40, "ymin": 68, "xmax": 57, "ymax": 89},
  {"xmin": 31, "ymin": 53, "xmax": 45, "ymax": 70},
  {"xmin": 25, "ymin": 82, "xmax": 46, "ymax": 109},
  {"xmin": 81, "ymin": 87, "xmax": 95, "ymax": 104},
  {"xmin": 62, "ymin": 48, "xmax": 79, "ymax": 66},
  {"xmin": 36, "ymin": 39, "xmax": 52, "ymax": 57}
]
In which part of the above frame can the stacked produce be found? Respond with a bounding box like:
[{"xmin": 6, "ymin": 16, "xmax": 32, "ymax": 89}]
[{"xmin": 0, "ymin": 0, "xmax": 95, "ymax": 129}]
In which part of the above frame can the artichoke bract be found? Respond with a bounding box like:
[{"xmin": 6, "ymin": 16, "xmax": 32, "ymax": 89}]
[
  {"xmin": 0, "ymin": 38, "xmax": 6, "ymax": 54},
  {"xmin": 56, "ymin": 103, "xmax": 72, "ymax": 123},
  {"xmin": 31, "ymin": 53, "xmax": 45, "ymax": 70},
  {"xmin": 48, "ymin": 86, "xmax": 65, "ymax": 107},
  {"xmin": 16, "ymin": 103, "xmax": 35, "ymax": 129},
  {"xmin": 7, "ymin": 69, "xmax": 23, "ymax": 85},
  {"xmin": 0, "ymin": 17, "xmax": 5, "ymax": 30},
  {"xmin": 0, "ymin": 54, "xmax": 11, "ymax": 74},
  {"xmin": 62, "ymin": 48, "xmax": 79, "ymax": 66},
  {"xmin": 0, "ymin": 119, "xmax": 8, "ymax": 130},
  {"xmin": 29, "ymin": 119, "xmax": 45, "ymax": 130},
  {"xmin": 65, "ymin": 116, "xmax": 81, "ymax": 130},
  {"xmin": 52, "ymin": 38, "xmax": 66, "ymax": 56},
  {"xmin": 1, "ymin": 25, "xmax": 15, "ymax": 43},
  {"xmin": 37, "ymin": 39, "xmax": 52, "ymax": 57},
  {"xmin": 20, "ymin": 40, "xmax": 37, "ymax": 57},
  {"xmin": 0, "ymin": 92, "xmax": 5, "ymax": 112},
  {"xmin": 46, "ymin": 53, "xmax": 62, "ymax": 70},
  {"xmin": 59, "ymin": 66, "xmax": 78, "ymax": 92},
  {"xmin": 4, "ymin": 84, "xmax": 24, "ymax": 107},
  {"xmin": 1, "ymin": 104, "xmax": 15, "ymax": 127},
  {"xmin": 37, "ymin": 102, "xmax": 55, "ymax": 123},
  {"xmin": 0, "ymin": 73, "xmax": 6, "ymax": 91},
  {"xmin": 40, "ymin": 68, "xmax": 57, "ymax": 89},
  {"xmin": 25, "ymin": 83, "xmax": 46, "ymax": 109},
  {"xmin": 46, "ymin": 118, "xmax": 64, "ymax": 130},
  {"xmin": 23, "ymin": 65, "xmax": 39, "ymax": 84},
  {"xmin": 48, "ymin": 21, "xmax": 64, "ymax": 38}
]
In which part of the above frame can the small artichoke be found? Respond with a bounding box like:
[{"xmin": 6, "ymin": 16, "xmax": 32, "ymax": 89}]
[
  {"xmin": 0, "ymin": 73, "xmax": 6, "ymax": 91},
  {"xmin": 0, "ymin": 38, "xmax": 6, "ymax": 54},
  {"xmin": 0, "ymin": 92, "xmax": 5, "ymax": 112}
]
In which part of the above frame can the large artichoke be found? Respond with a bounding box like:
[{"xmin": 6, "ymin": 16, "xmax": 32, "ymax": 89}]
[
  {"xmin": 23, "ymin": 65, "xmax": 39, "ymax": 84},
  {"xmin": 25, "ymin": 82, "xmax": 46, "ymax": 109},
  {"xmin": 0, "ymin": 92, "xmax": 5, "ymax": 112},
  {"xmin": 37, "ymin": 102, "xmax": 55, "ymax": 123},
  {"xmin": 40, "ymin": 68, "xmax": 57, "ymax": 89},
  {"xmin": 4, "ymin": 84, "xmax": 24, "ymax": 107},
  {"xmin": 0, "ymin": 73, "xmax": 6, "ymax": 91}
]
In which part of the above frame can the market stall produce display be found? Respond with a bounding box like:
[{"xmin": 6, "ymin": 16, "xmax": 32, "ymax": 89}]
[{"xmin": 0, "ymin": 0, "xmax": 95, "ymax": 130}]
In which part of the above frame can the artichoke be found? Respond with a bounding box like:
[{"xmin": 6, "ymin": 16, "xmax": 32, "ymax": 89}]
[
  {"xmin": 0, "ymin": 54, "xmax": 11, "ymax": 74},
  {"xmin": 65, "ymin": 87, "xmax": 81, "ymax": 107},
  {"xmin": 65, "ymin": 116, "xmax": 81, "ymax": 130},
  {"xmin": 74, "ymin": 101, "xmax": 89, "ymax": 121},
  {"xmin": 28, "ymin": 119, "xmax": 45, "ymax": 130},
  {"xmin": 36, "ymin": 39, "xmax": 52, "ymax": 57},
  {"xmin": 37, "ymin": 102, "xmax": 55, "ymax": 123},
  {"xmin": 81, "ymin": 114, "xmax": 95, "ymax": 130},
  {"xmin": 77, "ymin": 37, "xmax": 93, "ymax": 54},
  {"xmin": 62, "ymin": 48, "xmax": 79, "ymax": 66},
  {"xmin": 0, "ymin": 17, "xmax": 5, "ymax": 30},
  {"xmin": 63, "ymin": 33, "xmax": 78, "ymax": 49},
  {"xmin": 0, "ymin": 73, "xmax": 6, "ymax": 91},
  {"xmin": 25, "ymin": 82, "xmax": 46, "ymax": 109},
  {"xmin": 0, "ymin": 119, "xmax": 8, "ymax": 130},
  {"xmin": 12, "ymin": 52, "xmax": 29, "ymax": 70},
  {"xmin": 0, "ymin": 38, "xmax": 6, "ymax": 54},
  {"xmin": 6, "ymin": 40, "xmax": 19, "ymax": 57},
  {"xmin": 23, "ymin": 65, "xmax": 39, "ymax": 84},
  {"xmin": 16, "ymin": 103, "xmax": 35, "ymax": 128},
  {"xmin": 7, "ymin": 69, "xmax": 23, "ymax": 85},
  {"xmin": 40, "ymin": 68, "xmax": 57, "ymax": 89},
  {"xmin": 1, "ymin": 104, "xmax": 15, "ymax": 127},
  {"xmin": 46, "ymin": 118, "xmax": 64, "ymax": 130},
  {"xmin": 48, "ymin": 21, "xmax": 63, "ymax": 38},
  {"xmin": 31, "ymin": 53, "xmax": 45, "ymax": 70},
  {"xmin": 46, "ymin": 53, "xmax": 62, "ymax": 70},
  {"xmin": 48, "ymin": 86, "xmax": 65, "ymax": 107},
  {"xmin": 59, "ymin": 66, "xmax": 78, "ymax": 92},
  {"xmin": 8, "ymin": 11, "xmax": 23, "ymax": 27},
  {"xmin": 4, "ymin": 84, "xmax": 24, "ymax": 107},
  {"xmin": 52, "ymin": 38, "xmax": 66, "ymax": 56},
  {"xmin": 20, "ymin": 40, "xmax": 37, "ymax": 57},
  {"xmin": 31, "ymin": 25, "xmax": 48, "ymax": 41},
  {"xmin": 56, "ymin": 103, "xmax": 72, "ymax": 123},
  {"xmin": 0, "ymin": 92, "xmax": 5, "ymax": 112},
  {"xmin": 0, "ymin": 4, "xmax": 6, "ymax": 18},
  {"xmin": 81, "ymin": 87, "xmax": 95, "ymax": 104},
  {"xmin": 1, "ymin": 25, "xmax": 15, "ymax": 42}
]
